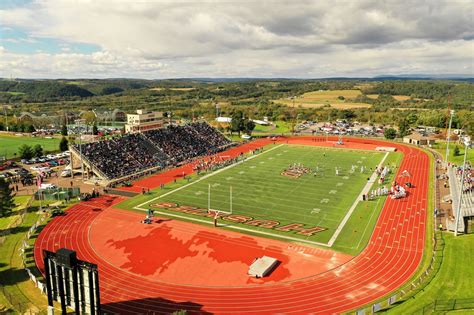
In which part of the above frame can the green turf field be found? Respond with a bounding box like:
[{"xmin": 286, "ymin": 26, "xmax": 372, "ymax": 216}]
[
  {"xmin": 134, "ymin": 144, "xmax": 396, "ymax": 245},
  {"xmin": 0, "ymin": 134, "xmax": 60, "ymax": 159}
]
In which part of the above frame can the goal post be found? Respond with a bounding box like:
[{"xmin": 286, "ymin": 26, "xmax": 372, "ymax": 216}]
[{"xmin": 207, "ymin": 184, "xmax": 233, "ymax": 215}]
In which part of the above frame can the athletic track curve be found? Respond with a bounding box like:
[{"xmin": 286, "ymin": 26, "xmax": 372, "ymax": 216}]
[{"xmin": 34, "ymin": 137, "xmax": 430, "ymax": 314}]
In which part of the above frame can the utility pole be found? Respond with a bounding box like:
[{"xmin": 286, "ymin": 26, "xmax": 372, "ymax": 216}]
[{"xmin": 445, "ymin": 109, "xmax": 455, "ymax": 167}]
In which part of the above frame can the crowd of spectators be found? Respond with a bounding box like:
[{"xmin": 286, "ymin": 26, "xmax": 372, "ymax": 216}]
[{"xmin": 75, "ymin": 122, "xmax": 232, "ymax": 180}]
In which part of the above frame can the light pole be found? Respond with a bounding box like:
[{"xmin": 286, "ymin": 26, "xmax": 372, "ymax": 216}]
[
  {"xmin": 75, "ymin": 119, "xmax": 86, "ymax": 182},
  {"xmin": 454, "ymin": 136, "xmax": 471, "ymax": 236},
  {"xmin": 445, "ymin": 109, "xmax": 455, "ymax": 166},
  {"xmin": 3, "ymin": 105, "xmax": 8, "ymax": 131}
]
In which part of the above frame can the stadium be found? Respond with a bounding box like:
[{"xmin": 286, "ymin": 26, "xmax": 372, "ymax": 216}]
[
  {"xmin": 1, "ymin": 2, "xmax": 473, "ymax": 314},
  {"xmin": 32, "ymin": 120, "xmax": 431, "ymax": 314}
]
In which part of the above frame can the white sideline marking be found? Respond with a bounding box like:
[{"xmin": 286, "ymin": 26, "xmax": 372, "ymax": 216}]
[
  {"xmin": 337, "ymin": 182, "xmax": 344, "ymax": 187},
  {"xmin": 327, "ymin": 152, "xmax": 389, "ymax": 246},
  {"xmin": 134, "ymin": 144, "xmax": 285, "ymax": 210}
]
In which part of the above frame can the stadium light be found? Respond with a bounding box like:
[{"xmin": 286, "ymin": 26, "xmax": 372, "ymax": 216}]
[
  {"xmin": 445, "ymin": 109, "xmax": 455, "ymax": 167},
  {"xmin": 454, "ymin": 135, "xmax": 471, "ymax": 236},
  {"xmin": 75, "ymin": 119, "xmax": 86, "ymax": 182}
]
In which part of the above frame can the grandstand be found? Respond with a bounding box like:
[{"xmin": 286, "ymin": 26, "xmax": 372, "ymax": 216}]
[
  {"xmin": 69, "ymin": 122, "xmax": 233, "ymax": 185},
  {"xmin": 446, "ymin": 165, "xmax": 474, "ymax": 233}
]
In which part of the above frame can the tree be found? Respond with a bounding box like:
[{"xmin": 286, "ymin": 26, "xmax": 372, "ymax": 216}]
[
  {"xmin": 92, "ymin": 124, "xmax": 98, "ymax": 135},
  {"xmin": 398, "ymin": 119, "xmax": 410, "ymax": 137},
  {"xmin": 81, "ymin": 111, "xmax": 96, "ymax": 126},
  {"xmin": 406, "ymin": 113, "xmax": 418, "ymax": 125},
  {"xmin": 59, "ymin": 137, "xmax": 69, "ymax": 152},
  {"xmin": 453, "ymin": 146, "xmax": 460, "ymax": 156},
  {"xmin": 243, "ymin": 119, "xmax": 256, "ymax": 135},
  {"xmin": 230, "ymin": 111, "xmax": 244, "ymax": 136},
  {"xmin": 27, "ymin": 124, "xmax": 35, "ymax": 133},
  {"xmin": 0, "ymin": 177, "xmax": 15, "ymax": 217},
  {"xmin": 384, "ymin": 128, "xmax": 397, "ymax": 140},
  {"xmin": 33, "ymin": 144, "xmax": 43, "ymax": 158},
  {"xmin": 61, "ymin": 124, "xmax": 68, "ymax": 136},
  {"xmin": 18, "ymin": 144, "xmax": 34, "ymax": 160}
]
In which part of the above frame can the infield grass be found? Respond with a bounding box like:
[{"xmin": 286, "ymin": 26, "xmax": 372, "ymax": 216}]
[{"xmin": 122, "ymin": 144, "xmax": 402, "ymax": 247}]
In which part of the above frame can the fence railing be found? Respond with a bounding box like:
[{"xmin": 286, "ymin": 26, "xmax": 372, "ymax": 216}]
[
  {"xmin": 412, "ymin": 298, "xmax": 474, "ymax": 314},
  {"xmin": 351, "ymin": 148, "xmax": 442, "ymax": 314}
]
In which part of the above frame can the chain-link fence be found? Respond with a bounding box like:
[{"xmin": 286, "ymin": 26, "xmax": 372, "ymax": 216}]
[
  {"xmin": 412, "ymin": 298, "xmax": 474, "ymax": 314},
  {"xmin": 34, "ymin": 187, "xmax": 80, "ymax": 201}
]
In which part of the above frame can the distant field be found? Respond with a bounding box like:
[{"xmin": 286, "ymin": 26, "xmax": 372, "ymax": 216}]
[
  {"xmin": 125, "ymin": 144, "xmax": 392, "ymax": 246},
  {"xmin": 273, "ymin": 89, "xmax": 371, "ymax": 109},
  {"xmin": 149, "ymin": 87, "xmax": 195, "ymax": 91},
  {"xmin": 367, "ymin": 94, "xmax": 412, "ymax": 101},
  {"xmin": 0, "ymin": 134, "xmax": 60, "ymax": 159}
]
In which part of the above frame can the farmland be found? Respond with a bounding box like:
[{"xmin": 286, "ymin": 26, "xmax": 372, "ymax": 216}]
[{"xmin": 273, "ymin": 89, "xmax": 372, "ymax": 109}]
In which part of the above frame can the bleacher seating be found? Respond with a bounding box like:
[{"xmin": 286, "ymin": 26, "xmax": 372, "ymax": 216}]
[{"xmin": 74, "ymin": 122, "xmax": 232, "ymax": 180}]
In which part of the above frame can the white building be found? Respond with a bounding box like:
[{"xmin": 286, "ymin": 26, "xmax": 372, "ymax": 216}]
[{"xmin": 125, "ymin": 110, "xmax": 164, "ymax": 133}]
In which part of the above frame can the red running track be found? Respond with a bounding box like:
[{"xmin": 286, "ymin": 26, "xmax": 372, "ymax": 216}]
[{"xmin": 34, "ymin": 137, "xmax": 429, "ymax": 314}]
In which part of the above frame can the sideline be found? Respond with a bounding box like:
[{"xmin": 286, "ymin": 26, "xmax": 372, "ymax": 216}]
[{"xmin": 328, "ymin": 151, "xmax": 389, "ymax": 246}]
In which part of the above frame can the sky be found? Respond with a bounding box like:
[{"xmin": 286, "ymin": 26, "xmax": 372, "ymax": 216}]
[{"xmin": 0, "ymin": 0, "xmax": 473, "ymax": 79}]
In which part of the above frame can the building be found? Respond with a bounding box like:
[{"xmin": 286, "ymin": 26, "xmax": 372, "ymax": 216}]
[
  {"xmin": 125, "ymin": 109, "xmax": 164, "ymax": 133},
  {"xmin": 403, "ymin": 132, "xmax": 436, "ymax": 146}
]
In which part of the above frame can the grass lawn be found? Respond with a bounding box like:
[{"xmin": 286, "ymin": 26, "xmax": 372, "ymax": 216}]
[
  {"xmin": 388, "ymin": 233, "xmax": 474, "ymax": 314},
  {"xmin": 431, "ymin": 141, "xmax": 473, "ymax": 165},
  {"xmin": 0, "ymin": 208, "xmax": 48, "ymax": 313},
  {"xmin": 118, "ymin": 144, "xmax": 399, "ymax": 249},
  {"xmin": 0, "ymin": 196, "xmax": 31, "ymax": 230},
  {"xmin": 0, "ymin": 199, "xmax": 76, "ymax": 313},
  {"xmin": 0, "ymin": 134, "xmax": 61, "ymax": 159},
  {"xmin": 253, "ymin": 120, "xmax": 292, "ymax": 134}
]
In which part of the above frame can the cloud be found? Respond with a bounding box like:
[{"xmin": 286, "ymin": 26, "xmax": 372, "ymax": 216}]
[{"xmin": 0, "ymin": 0, "xmax": 472, "ymax": 78}]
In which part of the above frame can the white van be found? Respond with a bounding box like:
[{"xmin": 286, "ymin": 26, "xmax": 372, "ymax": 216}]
[
  {"xmin": 61, "ymin": 169, "xmax": 72, "ymax": 177},
  {"xmin": 40, "ymin": 183, "xmax": 57, "ymax": 190}
]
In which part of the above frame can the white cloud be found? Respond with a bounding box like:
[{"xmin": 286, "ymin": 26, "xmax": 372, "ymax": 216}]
[{"xmin": 0, "ymin": 0, "xmax": 472, "ymax": 78}]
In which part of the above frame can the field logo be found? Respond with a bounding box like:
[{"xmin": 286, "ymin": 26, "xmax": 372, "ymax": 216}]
[{"xmin": 151, "ymin": 202, "xmax": 327, "ymax": 236}]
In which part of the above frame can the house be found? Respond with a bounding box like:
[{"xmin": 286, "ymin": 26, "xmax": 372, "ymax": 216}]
[{"xmin": 403, "ymin": 132, "xmax": 436, "ymax": 146}]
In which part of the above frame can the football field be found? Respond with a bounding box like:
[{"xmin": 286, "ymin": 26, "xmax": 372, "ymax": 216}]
[{"xmin": 136, "ymin": 144, "xmax": 395, "ymax": 245}]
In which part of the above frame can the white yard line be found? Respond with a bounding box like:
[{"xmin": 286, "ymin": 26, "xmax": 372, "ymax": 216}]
[
  {"xmin": 327, "ymin": 151, "xmax": 389, "ymax": 247},
  {"xmin": 134, "ymin": 144, "xmax": 285, "ymax": 210}
]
